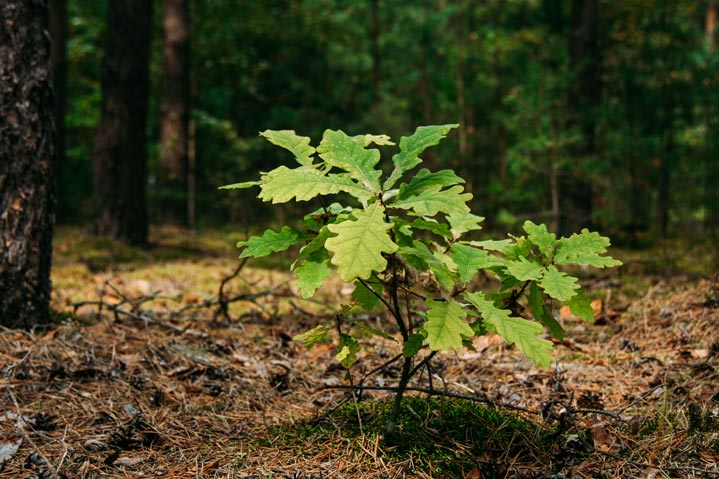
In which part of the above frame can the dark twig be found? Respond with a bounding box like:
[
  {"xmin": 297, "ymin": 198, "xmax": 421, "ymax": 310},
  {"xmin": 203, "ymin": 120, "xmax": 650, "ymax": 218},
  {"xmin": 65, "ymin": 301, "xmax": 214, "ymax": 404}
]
[{"xmin": 214, "ymin": 257, "xmax": 248, "ymax": 321}]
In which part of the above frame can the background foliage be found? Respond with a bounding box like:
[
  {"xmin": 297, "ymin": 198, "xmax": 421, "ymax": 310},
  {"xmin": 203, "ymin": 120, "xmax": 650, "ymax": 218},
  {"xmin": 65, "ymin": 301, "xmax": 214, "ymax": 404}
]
[{"xmin": 60, "ymin": 0, "xmax": 719, "ymax": 242}]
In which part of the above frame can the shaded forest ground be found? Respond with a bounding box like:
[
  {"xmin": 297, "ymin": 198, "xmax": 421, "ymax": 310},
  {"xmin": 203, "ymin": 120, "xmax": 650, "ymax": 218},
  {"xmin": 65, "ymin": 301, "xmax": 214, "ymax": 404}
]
[{"xmin": 1, "ymin": 227, "xmax": 719, "ymax": 478}]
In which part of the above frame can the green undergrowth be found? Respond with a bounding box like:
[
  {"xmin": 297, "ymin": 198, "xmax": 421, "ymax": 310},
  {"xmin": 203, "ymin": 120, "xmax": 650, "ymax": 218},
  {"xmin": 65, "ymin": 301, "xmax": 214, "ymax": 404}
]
[{"xmin": 264, "ymin": 396, "xmax": 558, "ymax": 477}]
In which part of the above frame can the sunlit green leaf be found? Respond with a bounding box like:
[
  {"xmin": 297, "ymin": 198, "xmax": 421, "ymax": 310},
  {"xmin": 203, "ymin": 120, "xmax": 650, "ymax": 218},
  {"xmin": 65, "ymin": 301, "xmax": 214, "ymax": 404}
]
[
  {"xmin": 260, "ymin": 130, "xmax": 316, "ymax": 166},
  {"xmin": 449, "ymin": 243, "xmax": 504, "ymax": 283},
  {"xmin": 555, "ymin": 229, "xmax": 622, "ymax": 268},
  {"xmin": 397, "ymin": 168, "xmax": 464, "ymax": 200},
  {"xmin": 363, "ymin": 134, "xmax": 395, "ymax": 146},
  {"xmin": 219, "ymin": 180, "xmax": 260, "ymax": 190},
  {"xmin": 325, "ymin": 203, "xmax": 398, "ymax": 281},
  {"xmin": 293, "ymin": 323, "xmax": 332, "ymax": 349},
  {"xmin": 523, "ymin": 220, "xmax": 556, "ymax": 256},
  {"xmin": 448, "ymin": 213, "xmax": 484, "ymax": 239},
  {"xmin": 237, "ymin": 226, "xmax": 299, "ymax": 258},
  {"xmin": 294, "ymin": 250, "xmax": 333, "ymax": 298},
  {"xmin": 565, "ymin": 289, "xmax": 595, "ymax": 322},
  {"xmin": 258, "ymin": 166, "xmax": 372, "ymax": 204},
  {"xmin": 317, "ymin": 129, "xmax": 382, "ymax": 193},
  {"xmin": 424, "ymin": 299, "xmax": 474, "ymax": 351},
  {"xmin": 384, "ymin": 124, "xmax": 459, "ymax": 189},
  {"xmin": 464, "ymin": 291, "xmax": 553, "ymax": 368},
  {"xmin": 336, "ymin": 333, "xmax": 360, "ymax": 368},
  {"xmin": 468, "ymin": 239, "xmax": 514, "ymax": 253},
  {"xmin": 505, "ymin": 257, "xmax": 544, "ymax": 281},
  {"xmin": 391, "ymin": 185, "xmax": 472, "ymax": 217},
  {"xmin": 539, "ymin": 265, "xmax": 580, "ymax": 301}
]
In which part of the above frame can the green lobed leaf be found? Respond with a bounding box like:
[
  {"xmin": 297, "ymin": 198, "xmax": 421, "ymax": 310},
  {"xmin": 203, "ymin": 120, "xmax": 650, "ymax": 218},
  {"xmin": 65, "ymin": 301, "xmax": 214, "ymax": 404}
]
[
  {"xmin": 294, "ymin": 227, "xmax": 334, "ymax": 269},
  {"xmin": 468, "ymin": 239, "xmax": 515, "ymax": 253},
  {"xmin": 403, "ymin": 333, "xmax": 426, "ymax": 358},
  {"xmin": 424, "ymin": 299, "xmax": 474, "ymax": 351},
  {"xmin": 565, "ymin": 289, "xmax": 595, "ymax": 322},
  {"xmin": 317, "ymin": 129, "xmax": 382, "ymax": 193},
  {"xmin": 411, "ymin": 218, "xmax": 452, "ymax": 238},
  {"xmin": 539, "ymin": 265, "xmax": 580, "ymax": 301},
  {"xmin": 384, "ymin": 124, "xmax": 459, "ymax": 189},
  {"xmin": 363, "ymin": 134, "xmax": 395, "ymax": 146},
  {"xmin": 237, "ymin": 226, "xmax": 300, "ymax": 258},
  {"xmin": 294, "ymin": 250, "xmax": 333, "ymax": 298},
  {"xmin": 464, "ymin": 291, "xmax": 553, "ymax": 369},
  {"xmin": 449, "ymin": 243, "xmax": 505, "ymax": 283},
  {"xmin": 325, "ymin": 203, "xmax": 398, "ymax": 281},
  {"xmin": 352, "ymin": 279, "xmax": 382, "ymax": 310},
  {"xmin": 293, "ymin": 323, "xmax": 332, "ymax": 349},
  {"xmin": 398, "ymin": 242, "xmax": 458, "ymax": 291},
  {"xmin": 448, "ymin": 213, "xmax": 484, "ymax": 239},
  {"xmin": 219, "ymin": 180, "xmax": 260, "ymax": 190},
  {"xmin": 258, "ymin": 166, "xmax": 372, "ymax": 204},
  {"xmin": 336, "ymin": 333, "xmax": 360, "ymax": 368},
  {"xmin": 391, "ymin": 185, "xmax": 472, "ymax": 217},
  {"xmin": 527, "ymin": 282, "xmax": 565, "ymax": 340},
  {"xmin": 397, "ymin": 169, "xmax": 465, "ymax": 200},
  {"xmin": 523, "ymin": 221, "xmax": 556, "ymax": 257},
  {"xmin": 554, "ymin": 229, "xmax": 622, "ymax": 268},
  {"xmin": 505, "ymin": 256, "xmax": 544, "ymax": 281},
  {"xmin": 260, "ymin": 130, "xmax": 316, "ymax": 166}
]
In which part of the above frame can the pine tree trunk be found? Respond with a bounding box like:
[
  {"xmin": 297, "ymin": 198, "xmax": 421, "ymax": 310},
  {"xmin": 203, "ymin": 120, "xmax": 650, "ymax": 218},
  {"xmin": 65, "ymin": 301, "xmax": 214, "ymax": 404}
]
[
  {"xmin": 705, "ymin": 2, "xmax": 719, "ymax": 237},
  {"xmin": 92, "ymin": 0, "xmax": 152, "ymax": 245},
  {"xmin": 159, "ymin": 0, "xmax": 190, "ymax": 226},
  {"xmin": 0, "ymin": 0, "xmax": 56, "ymax": 328},
  {"xmin": 560, "ymin": 0, "xmax": 598, "ymax": 234},
  {"xmin": 370, "ymin": 0, "xmax": 381, "ymax": 102},
  {"xmin": 49, "ymin": 0, "xmax": 67, "ymax": 223}
]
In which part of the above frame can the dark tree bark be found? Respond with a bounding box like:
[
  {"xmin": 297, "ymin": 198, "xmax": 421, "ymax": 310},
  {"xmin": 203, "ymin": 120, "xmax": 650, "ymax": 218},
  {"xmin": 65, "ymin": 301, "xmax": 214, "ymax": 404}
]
[
  {"xmin": 0, "ymin": 0, "xmax": 56, "ymax": 327},
  {"xmin": 159, "ymin": 0, "xmax": 190, "ymax": 226},
  {"xmin": 705, "ymin": 1, "xmax": 719, "ymax": 236},
  {"xmin": 93, "ymin": 0, "xmax": 152, "ymax": 245},
  {"xmin": 49, "ymin": 0, "xmax": 67, "ymax": 223},
  {"xmin": 560, "ymin": 0, "xmax": 599, "ymax": 234},
  {"xmin": 370, "ymin": 0, "xmax": 381, "ymax": 102}
]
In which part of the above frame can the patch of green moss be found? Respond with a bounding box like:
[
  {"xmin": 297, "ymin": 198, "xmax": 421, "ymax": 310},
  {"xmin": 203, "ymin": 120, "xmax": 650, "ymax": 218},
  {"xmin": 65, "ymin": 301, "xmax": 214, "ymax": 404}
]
[{"xmin": 266, "ymin": 396, "xmax": 556, "ymax": 477}]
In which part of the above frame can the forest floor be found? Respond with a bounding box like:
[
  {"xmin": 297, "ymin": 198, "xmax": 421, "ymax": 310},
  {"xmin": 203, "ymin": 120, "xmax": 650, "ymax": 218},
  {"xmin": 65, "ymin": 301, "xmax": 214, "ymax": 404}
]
[{"xmin": 1, "ymin": 227, "xmax": 719, "ymax": 479}]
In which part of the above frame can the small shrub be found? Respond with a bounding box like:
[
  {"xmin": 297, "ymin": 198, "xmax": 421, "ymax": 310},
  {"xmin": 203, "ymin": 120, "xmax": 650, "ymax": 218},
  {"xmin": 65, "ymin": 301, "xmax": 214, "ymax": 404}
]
[{"xmin": 223, "ymin": 125, "xmax": 620, "ymax": 432}]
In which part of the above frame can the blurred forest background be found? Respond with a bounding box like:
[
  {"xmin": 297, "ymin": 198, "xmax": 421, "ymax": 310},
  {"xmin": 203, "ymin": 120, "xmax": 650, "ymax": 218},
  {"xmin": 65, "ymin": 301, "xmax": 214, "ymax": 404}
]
[{"xmin": 54, "ymin": 0, "xmax": 719, "ymax": 244}]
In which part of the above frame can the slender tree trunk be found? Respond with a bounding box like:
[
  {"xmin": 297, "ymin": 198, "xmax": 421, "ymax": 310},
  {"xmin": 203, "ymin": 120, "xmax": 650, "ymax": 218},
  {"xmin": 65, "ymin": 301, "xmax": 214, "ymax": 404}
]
[
  {"xmin": 49, "ymin": 0, "xmax": 67, "ymax": 223},
  {"xmin": 455, "ymin": 6, "xmax": 467, "ymax": 159},
  {"xmin": 370, "ymin": 0, "xmax": 381, "ymax": 102},
  {"xmin": 92, "ymin": 0, "xmax": 152, "ymax": 246},
  {"xmin": 159, "ymin": 0, "xmax": 190, "ymax": 226},
  {"xmin": 656, "ymin": 88, "xmax": 675, "ymax": 239},
  {"xmin": 560, "ymin": 0, "xmax": 598, "ymax": 234},
  {"xmin": 0, "ymin": 0, "xmax": 56, "ymax": 327},
  {"xmin": 705, "ymin": 1, "xmax": 719, "ymax": 236},
  {"xmin": 187, "ymin": 117, "xmax": 197, "ymax": 230}
]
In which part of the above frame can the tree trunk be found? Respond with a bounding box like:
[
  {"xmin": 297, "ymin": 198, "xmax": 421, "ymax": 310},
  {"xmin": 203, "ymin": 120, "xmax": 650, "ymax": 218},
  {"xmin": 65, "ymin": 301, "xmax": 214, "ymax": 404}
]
[
  {"xmin": 370, "ymin": 0, "xmax": 381, "ymax": 102},
  {"xmin": 705, "ymin": 1, "xmax": 719, "ymax": 236},
  {"xmin": 560, "ymin": 0, "xmax": 598, "ymax": 234},
  {"xmin": 159, "ymin": 0, "xmax": 190, "ymax": 226},
  {"xmin": 92, "ymin": 0, "xmax": 152, "ymax": 246},
  {"xmin": 49, "ymin": 0, "xmax": 67, "ymax": 223},
  {"xmin": 0, "ymin": 0, "xmax": 56, "ymax": 327}
]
